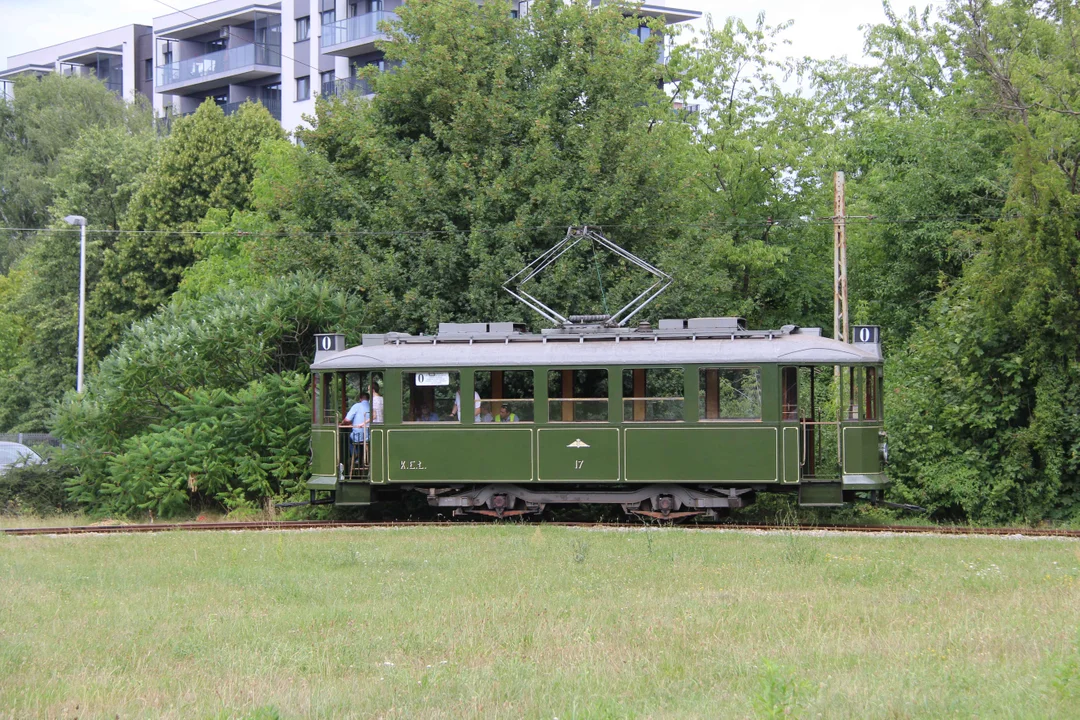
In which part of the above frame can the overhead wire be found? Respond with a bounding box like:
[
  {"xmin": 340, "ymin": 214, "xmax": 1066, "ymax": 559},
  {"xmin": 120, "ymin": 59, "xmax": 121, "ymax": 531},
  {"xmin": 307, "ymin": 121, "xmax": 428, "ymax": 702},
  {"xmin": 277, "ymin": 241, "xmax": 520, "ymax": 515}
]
[{"xmin": 0, "ymin": 212, "xmax": 1056, "ymax": 236}]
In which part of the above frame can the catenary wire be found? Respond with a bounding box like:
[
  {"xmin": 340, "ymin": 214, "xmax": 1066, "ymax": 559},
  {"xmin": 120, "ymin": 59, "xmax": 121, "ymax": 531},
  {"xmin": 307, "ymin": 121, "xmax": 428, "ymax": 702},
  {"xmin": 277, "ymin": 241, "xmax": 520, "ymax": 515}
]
[{"xmin": 0, "ymin": 212, "xmax": 1060, "ymax": 236}]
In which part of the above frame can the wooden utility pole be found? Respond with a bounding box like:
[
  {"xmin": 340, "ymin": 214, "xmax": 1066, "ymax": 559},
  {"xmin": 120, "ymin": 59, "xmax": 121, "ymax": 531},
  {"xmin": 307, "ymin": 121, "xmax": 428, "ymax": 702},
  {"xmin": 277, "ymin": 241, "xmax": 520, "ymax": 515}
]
[{"xmin": 833, "ymin": 171, "xmax": 849, "ymax": 344}]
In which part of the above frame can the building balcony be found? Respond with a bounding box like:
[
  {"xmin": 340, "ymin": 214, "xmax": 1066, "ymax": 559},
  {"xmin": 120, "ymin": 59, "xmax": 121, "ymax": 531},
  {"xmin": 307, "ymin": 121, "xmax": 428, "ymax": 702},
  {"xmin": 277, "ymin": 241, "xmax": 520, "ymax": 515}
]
[
  {"xmin": 222, "ymin": 97, "xmax": 280, "ymax": 120},
  {"xmin": 59, "ymin": 55, "xmax": 124, "ymax": 95},
  {"xmin": 156, "ymin": 42, "xmax": 280, "ymax": 94},
  {"xmin": 320, "ymin": 12, "xmax": 397, "ymax": 56},
  {"xmin": 321, "ymin": 76, "xmax": 373, "ymax": 98},
  {"xmin": 156, "ymin": 96, "xmax": 280, "ymax": 132}
]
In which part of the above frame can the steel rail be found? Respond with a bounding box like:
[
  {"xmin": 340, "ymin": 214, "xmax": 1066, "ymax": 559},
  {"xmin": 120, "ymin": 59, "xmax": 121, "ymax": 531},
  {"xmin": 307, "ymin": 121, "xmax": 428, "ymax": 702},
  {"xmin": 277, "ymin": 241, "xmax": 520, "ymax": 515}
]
[{"xmin": 3, "ymin": 520, "xmax": 1080, "ymax": 538}]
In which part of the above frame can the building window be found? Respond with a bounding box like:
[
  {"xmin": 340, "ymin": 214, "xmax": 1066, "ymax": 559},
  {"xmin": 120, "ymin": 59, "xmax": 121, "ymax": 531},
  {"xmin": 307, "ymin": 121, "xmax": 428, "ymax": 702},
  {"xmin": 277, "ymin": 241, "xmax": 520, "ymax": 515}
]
[
  {"xmin": 519, "ymin": 0, "xmax": 531, "ymax": 17},
  {"xmin": 321, "ymin": 9, "xmax": 336, "ymax": 26},
  {"xmin": 548, "ymin": 369, "xmax": 608, "ymax": 422},
  {"xmin": 320, "ymin": 70, "xmax": 335, "ymax": 95},
  {"xmin": 623, "ymin": 368, "xmax": 684, "ymax": 422},
  {"xmin": 296, "ymin": 16, "xmax": 310, "ymax": 41},
  {"xmin": 698, "ymin": 367, "xmax": 761, "ymax": 420},
  {"xmin": 296, "ymin": 76, "xmax": 310, "ymax": 100},
  {"xmin": 144, "ymin": 58, "xmax": 152, "ymax": 80}
]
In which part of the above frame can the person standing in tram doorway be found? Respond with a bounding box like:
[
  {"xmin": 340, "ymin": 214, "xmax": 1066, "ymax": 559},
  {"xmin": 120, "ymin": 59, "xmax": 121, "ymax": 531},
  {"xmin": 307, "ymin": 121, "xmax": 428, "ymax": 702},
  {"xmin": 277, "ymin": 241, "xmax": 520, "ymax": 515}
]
[{"xmin": 343, "ymin": 392, "xmax": 371, "ymax": 466}]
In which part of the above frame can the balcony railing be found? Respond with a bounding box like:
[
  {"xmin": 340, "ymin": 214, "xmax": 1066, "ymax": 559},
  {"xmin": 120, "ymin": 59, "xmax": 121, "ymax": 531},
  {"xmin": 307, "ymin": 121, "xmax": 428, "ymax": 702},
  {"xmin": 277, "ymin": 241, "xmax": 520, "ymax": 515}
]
[
  {"xmin": 222, "ymin": 98, "xmax": 281, "ymax": 120},
  {"xmin": 156, "ymin": 97, "xmax": 281, "ymax": 133},
  {"xmin": 321, "ymin": 76, "xmax": 373, "ymax": 98},
  {"xmin": 61, "ymin": 65, "xmax": 123, "ymax": 94},
  {"xmin": 156, "ymin": 43, "xmax": 281, "ymax": 88},
  {"xmin": 320, "ymin": 11, "xmax": 397, "ymax": 49}
]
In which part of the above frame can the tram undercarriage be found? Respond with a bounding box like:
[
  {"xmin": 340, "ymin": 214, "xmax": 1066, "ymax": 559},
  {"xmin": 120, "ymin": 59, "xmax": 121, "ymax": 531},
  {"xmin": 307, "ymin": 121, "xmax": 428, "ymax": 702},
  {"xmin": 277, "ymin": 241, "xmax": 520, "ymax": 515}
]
[{"xmin": 408, "ymin": 484, "xmax": 758, "ymax": 520}]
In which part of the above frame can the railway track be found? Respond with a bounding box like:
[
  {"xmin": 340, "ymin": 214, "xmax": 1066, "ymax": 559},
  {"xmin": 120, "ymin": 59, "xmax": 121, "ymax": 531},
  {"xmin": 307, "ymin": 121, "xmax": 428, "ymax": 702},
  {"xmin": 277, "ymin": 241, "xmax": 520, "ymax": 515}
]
[{"xmin": 3, "ymin": 519, "xmax": 1080, "ymax": 538}]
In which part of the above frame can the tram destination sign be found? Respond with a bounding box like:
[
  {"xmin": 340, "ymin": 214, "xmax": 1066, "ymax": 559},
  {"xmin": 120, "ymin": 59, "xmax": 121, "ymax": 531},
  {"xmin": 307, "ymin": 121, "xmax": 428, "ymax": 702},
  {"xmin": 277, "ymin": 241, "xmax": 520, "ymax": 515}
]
[{"xmin": 415, "ymin": 372, "xmax": 451, "ymax": 387}]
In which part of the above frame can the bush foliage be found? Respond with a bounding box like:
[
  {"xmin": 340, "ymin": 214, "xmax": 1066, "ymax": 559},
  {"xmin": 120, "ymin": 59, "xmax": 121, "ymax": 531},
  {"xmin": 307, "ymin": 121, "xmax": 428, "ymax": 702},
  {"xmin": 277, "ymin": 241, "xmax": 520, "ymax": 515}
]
[
  {"xmin": 0, "ymin": 462, "xmax": 78, "ymax": 516},
  {"xmin": 57, "ymin": 276, "xmax": 363, "ymax": 517}
]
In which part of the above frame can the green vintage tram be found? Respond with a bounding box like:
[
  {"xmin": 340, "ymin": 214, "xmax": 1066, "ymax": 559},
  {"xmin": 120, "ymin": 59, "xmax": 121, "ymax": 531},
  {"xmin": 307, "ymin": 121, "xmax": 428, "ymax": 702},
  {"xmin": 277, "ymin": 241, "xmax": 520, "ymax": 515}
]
[{"xmin": 307, "ymin": 317, "xmax": 888, "ymax": 518}]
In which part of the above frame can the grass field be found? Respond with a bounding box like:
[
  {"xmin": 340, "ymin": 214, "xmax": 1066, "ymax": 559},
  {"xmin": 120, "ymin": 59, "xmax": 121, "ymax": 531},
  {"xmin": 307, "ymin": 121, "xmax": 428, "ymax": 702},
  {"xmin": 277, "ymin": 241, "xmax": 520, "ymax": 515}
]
[{"xmin": 1, "ymin": 526, "xmax": 1079, "ymax": 719}]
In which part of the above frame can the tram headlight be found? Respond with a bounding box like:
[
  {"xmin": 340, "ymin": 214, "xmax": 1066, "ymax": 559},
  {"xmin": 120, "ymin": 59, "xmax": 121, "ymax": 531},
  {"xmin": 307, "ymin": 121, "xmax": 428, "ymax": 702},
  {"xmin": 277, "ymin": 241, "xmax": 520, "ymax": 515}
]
[{"xmin": 878, "ymin": 431, "xmax": 889, "ymax": 464}]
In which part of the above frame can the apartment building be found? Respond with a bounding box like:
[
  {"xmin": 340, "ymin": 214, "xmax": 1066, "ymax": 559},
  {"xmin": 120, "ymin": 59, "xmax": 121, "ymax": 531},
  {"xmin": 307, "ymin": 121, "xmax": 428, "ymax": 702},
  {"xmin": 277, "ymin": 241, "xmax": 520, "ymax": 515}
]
[
  {"xmin": 3, "ymin": 0, "xmax": 699, "ymax": 132},
  {"xmin": 0, "ymin": 24, "xmax": 154, "ymax": 101}
]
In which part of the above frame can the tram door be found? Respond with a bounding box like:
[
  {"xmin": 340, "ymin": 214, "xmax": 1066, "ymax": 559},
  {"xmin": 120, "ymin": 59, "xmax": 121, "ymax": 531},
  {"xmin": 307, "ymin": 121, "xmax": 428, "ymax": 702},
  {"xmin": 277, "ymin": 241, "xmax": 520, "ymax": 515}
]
[
  {"xmin": 310, "ymin": 373, "xmax": 340, "ymax": 478},
  {"xmin": 796, "ymin": 366, "xmax": 842, "ymax": 480},
  {"xmin": 780, "ymin": 367, "xmax": 800, "ymax": 483}
]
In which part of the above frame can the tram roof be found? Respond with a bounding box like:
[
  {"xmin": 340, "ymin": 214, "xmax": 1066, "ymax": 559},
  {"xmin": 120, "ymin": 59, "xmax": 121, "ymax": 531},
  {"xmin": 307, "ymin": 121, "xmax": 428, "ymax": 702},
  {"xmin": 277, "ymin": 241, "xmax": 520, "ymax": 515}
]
[{"xmin": 311, "ymin": 321, "xmax": 883, "ymax": 370}]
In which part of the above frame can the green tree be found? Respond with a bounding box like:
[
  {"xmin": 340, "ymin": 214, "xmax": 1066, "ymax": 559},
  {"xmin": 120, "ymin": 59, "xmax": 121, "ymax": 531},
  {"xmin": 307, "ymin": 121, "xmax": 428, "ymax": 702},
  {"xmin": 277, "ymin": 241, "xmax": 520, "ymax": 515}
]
[
  {"xmin": 254, "ymin": 0, "xmax": 696, "ymax": 333},
  {"xmin": 93, "ymin": 100, "xmax": 284, "ymax": 347},
  {"xmin": 886, "ymin": 0, "xmax": 1080, "ymax": 522},
  {"xmin": 0, "ymin": 73, "xmax": 133, "ymax": 272},
  {"xmin": 0, "ymin": 110, "xmax": 156, "ymax": 431},
  {"xmin": 664, "ymin": 13, "xmax": 841, "ymax": 328},
  {"xmin": 828, "ymin": 4, "xmax": 1012, "ymax": 341}
]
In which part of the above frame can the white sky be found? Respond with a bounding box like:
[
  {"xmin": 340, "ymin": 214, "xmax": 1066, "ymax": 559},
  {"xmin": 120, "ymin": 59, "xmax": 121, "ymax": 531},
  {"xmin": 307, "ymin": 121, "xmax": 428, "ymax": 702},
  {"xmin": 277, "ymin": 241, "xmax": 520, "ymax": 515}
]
[{"xmin": 0, "ymin": 0, "xmax": 889, "ymax": 69}]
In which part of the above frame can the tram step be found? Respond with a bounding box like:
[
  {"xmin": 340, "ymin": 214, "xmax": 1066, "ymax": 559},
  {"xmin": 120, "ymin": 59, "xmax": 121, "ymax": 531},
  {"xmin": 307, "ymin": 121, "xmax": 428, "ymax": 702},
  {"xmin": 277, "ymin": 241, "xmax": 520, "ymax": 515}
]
[{"xmin": 798, "ymin": 482, "xmax": 843, "ymax": 507}]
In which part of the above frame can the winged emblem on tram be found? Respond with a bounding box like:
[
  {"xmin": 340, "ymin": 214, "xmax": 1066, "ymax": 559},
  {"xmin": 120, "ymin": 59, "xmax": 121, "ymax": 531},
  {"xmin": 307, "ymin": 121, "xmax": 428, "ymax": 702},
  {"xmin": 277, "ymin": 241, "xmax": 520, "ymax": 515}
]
[{"xmin": 567, "ymin": 439, "xmax": 590, "ymax": 449}]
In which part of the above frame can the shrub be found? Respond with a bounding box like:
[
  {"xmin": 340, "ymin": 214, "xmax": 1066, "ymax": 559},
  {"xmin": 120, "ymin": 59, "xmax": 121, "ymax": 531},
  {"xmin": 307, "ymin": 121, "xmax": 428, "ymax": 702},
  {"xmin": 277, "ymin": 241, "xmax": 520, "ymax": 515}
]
[
  {"xmin": 56, "ymin": 275, "xmax": 365, "ymax": 517},
  {"xmin": 0, "ymin": 462, "xmax": 78, "ymax": 516}
]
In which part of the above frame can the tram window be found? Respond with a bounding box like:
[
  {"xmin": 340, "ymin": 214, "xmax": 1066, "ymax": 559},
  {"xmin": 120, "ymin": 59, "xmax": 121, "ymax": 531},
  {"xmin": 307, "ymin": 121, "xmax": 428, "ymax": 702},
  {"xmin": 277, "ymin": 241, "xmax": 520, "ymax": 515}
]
[
  {"xmin": 402, "ymin": 371, "xmax": 460, "ymax": 422},
  {"xmin": 622, "ymin": 368, "xmax": 683, "ymax": 422},
  {"xmin": 781, "ymin": 367, "xmax": 798, "ymax": 421},
  {"xmin": 698, "ymin": 367, "xmax": 761, "ymax": 420},
  {"xmin": 321, "ymin": 373, "xmax": 335, "ymax": 424},
  {"xmin": 312, "ymin": 374, "xmax": 321, "ymax": 424},
  {"xmin": 548, "ymin": 369, "xmax": 608, "ymax": 422},
  {"xmin": 474, "ymin": 370, "xmax": 534, "ymax": 422},
  {"xmin": 845, "ymin": 366, "xmax": 863, "ymax": 420},
  {"xmin": 864, "ymin": 367, "xmax": 879, "ymax": 421}
]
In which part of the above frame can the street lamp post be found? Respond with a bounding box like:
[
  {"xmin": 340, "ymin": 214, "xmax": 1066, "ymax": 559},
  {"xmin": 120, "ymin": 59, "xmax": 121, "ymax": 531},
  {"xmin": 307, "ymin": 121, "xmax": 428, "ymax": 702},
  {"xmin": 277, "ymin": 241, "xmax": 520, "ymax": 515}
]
[{"xmin": 62, "ymin": 215, "xmax": 87, "ymax": 394}]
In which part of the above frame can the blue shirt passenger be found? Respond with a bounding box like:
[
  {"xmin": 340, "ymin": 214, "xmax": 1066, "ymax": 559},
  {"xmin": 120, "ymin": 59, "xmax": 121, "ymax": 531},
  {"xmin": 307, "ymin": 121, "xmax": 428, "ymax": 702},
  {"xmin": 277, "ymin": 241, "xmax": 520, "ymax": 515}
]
[{"xmin": 345, "ymin": 395, "xmax": 371, "ymax": 442}]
